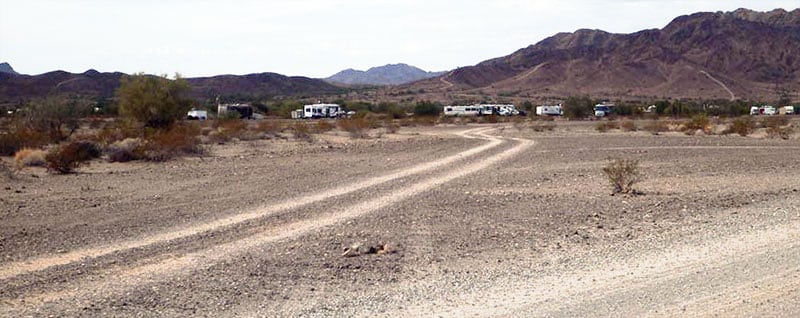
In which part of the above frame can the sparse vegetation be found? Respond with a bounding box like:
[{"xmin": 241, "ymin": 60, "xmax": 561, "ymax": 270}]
[
  {"xmin": 620, "ymin": 120, "xmax": 637, "ymax": 131},
  {"xmin": 14, "ymin": 148, "xmax": 47, "ymax": 168},
  {"xmin": 116, "ymin": 73, "xmax": 193, "ymax": 129},
  {"xmin": 602, "ymin": 158, "xmax": 643, "ymax": 194},
  {"xmin": 643, "ymin": 119, "xmax": 669, "ymax": 134},
  {"xmin": 682, "ymin": 114, "xmax": 711, "ymax": 135},
  {"xmin": 291, "ymin": 121, "xmax": 313, "ymax": 142},
  {"xmin": 139, "ymin": 124, "xmax": 206, "ymax": 161},
  {"xmin": 723, "ymin": 117, "xmax": 755, "ymax": 136},
  {"xmin": 45, "ymin": 140, "xmax": 101, "ymax": 174},
  {"xmin": 595, "ymin": 121, "xmax": 619, "ymax": 132},
  {"xmin": 338, "ymin": 116, "xmax": 371, "ymax": 138}
]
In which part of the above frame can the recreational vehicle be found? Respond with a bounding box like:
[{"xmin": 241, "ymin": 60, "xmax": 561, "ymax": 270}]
[
  {"xmin": 536, "ymin": 105, "xmax": 563, "ymax": 116},
  {"xmin": 303, "ymin": 103, "xmax": 341, "ymax": 119},
  {"xmin": 218, "ymin": 103, "xmax": 254, "ymax": 119},
  {"xmin": 187, "ymin": 109, "xmax": 208, "ymax": 120},
  {"xmin": 443, "ymin": 105, "xmax": 481, "ymax": 117},
  {"xmin": 594, "ymin": 103, "xmax": 616, "ymax": 117}
]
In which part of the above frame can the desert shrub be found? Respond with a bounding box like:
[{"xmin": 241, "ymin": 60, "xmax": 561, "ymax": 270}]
[
  {"xmin": 0, "ymin": 124, "xmax": 52, "ymax": 156},
  {"xmin": 723, "ymin": 117, "xmax": 755, "ymax": 136},
  {"xmin": 595, "ymin": 121, "xmax": 619, "ymax": 132},
  {"xmin": 315, "ymin": 120, "xmax": 336, "ymax": 133},
  {"xmin": 529, "ymin": 121, "xmax": 556, "ymax": 132},
  {"xmin": 93, "ymin": 120, "xmax": 140, "ymax": 145},
  {"xmin": 116, "ymin": 73, "xmax": 193, "ymax": 128},
  {"xmin": 14, "ymin": 148, "xmax": 47, "ymax": 167},
  {"xmin": 211, "ymin": 118, "xmax": 248, "ymax": 142},
  {"xmin": 45, "ymin": 141, "xmax": 101, "ymax": 174},
  {"xmin": 382, "ymin": 119, "xmax": 400, "ymax": 134},
  {"xmin": 338, "ymin": 117, "xmax": 371, "ymax": 138},
  {"xmin": 643, "ymin": 119, "xmax": 669, "ymax": 135},
  {"xmin": 602, "ymin": 158, "xmax": 642, "ymax": 194},
  {"xmin": 682, "ymin": 114, "xmax": 711, "ymax": 134},
  {"xmin": 766, "ymin": 126, "xmax": 793, "ymax": 139},
  {"xmin": 106, "ymin": 138, "xmax": 143, "ymax": 162},
  {"xmin": 290, "ymin": 121, "xmax": 313, "ymax": 142},
  {"xmin": 620, "ymin": 120, "xmax": 637, "ymax": 131},
  {"xmin": 761, "ymin": 116, "xmax": 789, "ymax": 129},
  {"xmin": 413, "ymin": 101, "xmax": 441, "ymax": 116},
  {"xmin": 140, "ymin": 124, "xmax": 205, "ymax": 161}
]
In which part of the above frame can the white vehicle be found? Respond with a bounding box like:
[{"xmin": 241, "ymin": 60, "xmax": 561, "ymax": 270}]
[
  {"xmin": 752, "ymin": 105, "xmax": 777, "ymax": 116},
  {"xmin": 536, "ymin": 105, "xmax": 563, "ymax": 116},
  {"xmin": 494, "ymin": 104, "xmax": 519, "ymax": 116},
  {"xmin": 187, "ymin": 109, "xmax": 208, "ymax": 120},
  {"xmin": 594, "ymin": 102, "xmax": 615, "ymax": 117},
  {"xmin": 303, "ymin": 103, "xmax": 341, "ymax": 119},
  {"xmin": 780, "ymin": 106, "xmax": 795, "ymax": 115},
  {"xmin": 291, "ymin": 109, "xmax": 304, "ymax": 119},
  {"xmin": 443, "ymin": 105, "xmax": 481, "ymax": 117}
]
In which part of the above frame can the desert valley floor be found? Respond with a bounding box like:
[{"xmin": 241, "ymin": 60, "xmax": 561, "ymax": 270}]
[{"xmin": 1, "ymin": 121, "xmax": 799, "ymax": 317}]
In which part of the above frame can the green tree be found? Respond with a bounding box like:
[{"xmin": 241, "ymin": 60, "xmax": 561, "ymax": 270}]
[
  {"xmin": 22, "ymin": 95, "xmax": 92, "ymax": 141},
  {"xmin": 413, "ymin": 101, "xmax": 442, "ymax": 116},
  {"xmin": 562, "ymin": 96, "xmax": 594, "ymax": 119},
  {"xmin": 116, "ymin": 73, "xmax": 192, "ymax": 128}
]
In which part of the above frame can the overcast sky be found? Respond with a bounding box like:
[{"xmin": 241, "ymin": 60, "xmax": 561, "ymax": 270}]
[{"xmin": 0, "ymin": 0, "xmax": 797, "ymax": 78}]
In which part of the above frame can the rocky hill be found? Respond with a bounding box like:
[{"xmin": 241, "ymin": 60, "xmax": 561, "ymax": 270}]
[
  {"xmin": 0, "ymin": 66, "xmax": 342, "ymax": 106},
  {"xmin": 326, "ymin": 63, "xmax": 445, "ymax": 86},
  {"xmin": 0, "ymin": 62, "xmax": 18, "ymax": 75},
  {"xmin": 406, "ymin": 8, "xmax": 800, "ymax": 102}
]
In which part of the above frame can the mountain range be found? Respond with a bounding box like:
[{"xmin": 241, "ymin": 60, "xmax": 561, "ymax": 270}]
[
  {"xmin": 1, "ymin": 8, "xmax": 798, "ymax": 106},
  {"xmin": 325, "ymin": 63, "xmax": 445, "ymax": 86},
  {"xmin": 404, "ymin": 8, "xmax": 800, "ymax": 102}
]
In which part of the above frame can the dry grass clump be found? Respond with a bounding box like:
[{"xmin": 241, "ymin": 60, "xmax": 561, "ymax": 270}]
[
  {"xmin": 595, "ymin": 121, "xmax": 619, "ymax": 132},
  {"xmin": 106, "ymin": 138, "xmax": 143, "ymax": 162},
  {"xmin": 139, "ymin": 124, "xmax": 206, "ymax": 161},
  {"xmin": 682, "ymin": 114, "xmax": 711, "ymax": 135},
  {"xmin": 643, "ymin": 119, "xmax": 669, "ymax": 135},
  {"xmin": 338, "ymin": 117, "xmax": 371, "ymax": 138},
  {"xmin": 722, "ymin": 117, "xmax": 755, "ymax": 136},
  {"xmin": 290, "ymin": 121, "xmax": 313, "ymax": 142},
  {"xmin": 45, "ymin": 140, "xmax": 101, "ymax": 174},
  {"xmin": 620, "ymin": 120, "xmax": 637, "ymax": 132},
  {"xmin": 0, "ymin": 125, "xmax": 52, "ymax": 156},
  {"xmin": 602, "ymin": 158, "xmax": 642, "ymax": 194},
  {"xmin": 14, "ymin": 148, "xmax": 47, "ymax": 167},
  {"xmin": 210, "ymin": 118, "xmax": 248, "ymax": 142}
]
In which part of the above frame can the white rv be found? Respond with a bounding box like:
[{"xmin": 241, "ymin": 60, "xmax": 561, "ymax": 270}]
[
  {"xmin": 303, "ymin": 103, "xmax": 341, "ymax": 119},
  {"xmin": 187, "ymin": 109, "xmax": 208, "ymax": 120},
  {"xmin": 594, "ymin": 102, "xmax": 616, "ymax": 117},
  {"xmin": 536, "ymin": 105, "xmax": 563, "ymax": 116},
  {"xmin": 443, "ymin": 105, "xmax": 482, "ymax": 117}
]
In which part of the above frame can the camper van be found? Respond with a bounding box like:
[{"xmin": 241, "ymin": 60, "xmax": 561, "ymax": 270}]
[
  {"xmin": 303, "ymin": 104, "xmax": 341, "ymax": 119},
  {"xmin": 594, "ymin": 103, "xmax": 616, "ymax": 117}
]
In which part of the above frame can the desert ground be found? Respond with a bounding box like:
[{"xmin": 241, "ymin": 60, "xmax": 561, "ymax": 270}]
[{"xmin": 1, "ymin": 120, "xmax": 799, "ymax": 317}]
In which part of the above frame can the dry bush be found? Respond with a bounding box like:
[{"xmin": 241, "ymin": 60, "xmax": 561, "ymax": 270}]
[
  {"xmin": 254, "ymin": 120, "xmax": 285, "ymax": 137},
  {"xmin": 620, "ymin": 120, "xmax": 637, "ymax": 132},
  {"xmin": 45, "ymin": 140, "xmax": 101, "ymax": 174},
  {"xmin": 682, "ymin": 114, "xmax": 711, "ymax": 135},
  {"xmin": 602, "ymin": 158, "xmax": 643, "ymax": 194},
  {"xmin": 766, "ymin": 126, "xmax": 793, "ymax": 139},
  {"xmin": 315, "ymin": 120, "xmax": 336, "ymax": 133},
  {"xmin": 14, "ymin": 148, "xmax": 47, "ymax": 167},
  {"xmin": 643, "ymin": 119, "xmax": 669, "ymax": 135},
  {"xmin": 723, "ymin": 117, "xmax": 755, "ymax": 136},
  {"xmin": 211, "ymin": 118, "xmax": 248, "ymax": 142},
  {"xmin": 761, "ymin": 116, "xmax": 789, "ymax": 129},
  {"xmin": 0, "ymin": 124, "xmax": 52, "ymax": 156},
  {"xmin": 106, "ymin": 138, "xmax": 143, "ymax": 162},
  {"xmin": 290, "ymin": 121, "xmax": 313, "ymax": 142},
  {"xmin": 595, "ymin": 121, "xmax": 619, "ymax": 132},
  {"xmin": 382, "ymin": 119, "xmax": 400, "ymax": 134},
  {"xmin": 140, "ymin": 124, "xmax": 206, "ymax": 161},
  {"xmin": 338, "ymin": 117, "xmax": 371, "ymax": 138},
  {"xmin": 529, "ymin": 121, "xmax": 556, "ymax": 132}
]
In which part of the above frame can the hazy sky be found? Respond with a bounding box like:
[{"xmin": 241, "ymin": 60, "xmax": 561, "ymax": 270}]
[{"xmin": 1, "ymin": 0, "xmax": 797, "ymax": 78}]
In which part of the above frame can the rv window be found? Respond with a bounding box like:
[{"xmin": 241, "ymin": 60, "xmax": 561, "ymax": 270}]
[{"xmin": 446, "ymin": 107, "xmax": 452, "ymax": 111}]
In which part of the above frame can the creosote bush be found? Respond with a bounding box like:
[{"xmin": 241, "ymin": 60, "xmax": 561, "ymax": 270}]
[
  {"xmin": 45, "ymin": 140, "xmax": 101, "ymax": 174},
  {"xmin": 140, "ymin": 124, "xmax": 206, "ymax": 161},
  {"xmin": 682, "ymin": 114, "xmax": 711, "ymax": 134},
  {"xmin": 338, "ymin": 117, "xmax": 371, "ymax": 138},
  {"xmin": 723, "ymin": 117, "xmax": 755, "ymax": 136},
  {"xmin": 291, "ymin": 121, "xmax": 313, "ymax": 142},
  {"xmin": 14, "ymin": 148, "xmax": 47, "ymax": 168},
  {"xmin": 643, "ymin": 119, "xmax": 669, "ymax": 135},
  {"xmin": 602, "ymin": 158, "xmax": 642, "ymax": 194}
]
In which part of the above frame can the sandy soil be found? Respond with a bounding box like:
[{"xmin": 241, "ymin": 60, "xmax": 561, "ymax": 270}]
[{"xmin": 1, "ymin": 121, "xmax": 799, "ymax": 317}]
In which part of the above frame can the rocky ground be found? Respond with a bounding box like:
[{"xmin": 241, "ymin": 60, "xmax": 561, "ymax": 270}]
[{"xmin": 1, "ymin": 120, "xmax": 799, "ymax": 317}]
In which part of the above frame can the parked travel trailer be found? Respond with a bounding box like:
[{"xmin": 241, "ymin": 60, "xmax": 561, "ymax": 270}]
[
  {"xmin": 751, "ymin": 105, "xmax": 777, "ymax": 116},
  {"xmin": 536, "ymin": 105, "xmax": 563, "ymax": 116},
  {"xmin": 218, "ymin": 103, "xmax": 254, "ymax": 119},
  {"xmin": 780, "ymin": 106, "xmax": 795, "ymax": 115},
  {"xmin": 291, "ymin": 109, "xmax": 304, "ymax": 119},
  {"xmin": 303, "ymin": 103, "xmax": 341, "ymax": 118},
  {"xmin": 443, "ymin": 105, "xmax": 482, "ymax": 117},
  {"xmin": 594, "ymin": 103, "xmax": 615, "ymax": 117},
  {"xmin": 186, "ymin": 109, "xmax": 208, "ymax": 120}
]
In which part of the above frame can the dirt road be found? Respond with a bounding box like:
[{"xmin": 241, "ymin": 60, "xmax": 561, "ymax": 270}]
[{"xmin": 1, "ymin": 123, "xmax": 799, "ymax": 317}]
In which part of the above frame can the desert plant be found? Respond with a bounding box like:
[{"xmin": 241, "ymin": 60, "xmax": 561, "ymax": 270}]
[
  {"xmin": 211, "ymin": 118, "xmax": 248, "ymax": 142},
  {"xmin": 140, "ymin": 124, "xmax": 206, "ymax": 161},
  {"xmin": 723, "ymin": 117, "xmax": 755, "ymax": 136},
  {"xmin": 14, "ymin": 148, "xmax": 47, "ymax": 167},
  {"xmin": 643, "ymin": 119, "xmax": 669, "ymax": 135},
  {"xmin": 338, "ymin": 117, "xmax": 371, "ymax": 138},
  {"xmin": 315, "ymin": 120, "xmax": 336, "ymax": 133},
  {"xmin": 761, "ymin": 115, "xmax": 789, "ymax": 129},
  {"xmin": 620, "ymin": 120, "xmax": 637, "ymax": 132},
  {"xmin": 682, "ymin": 114, "xmax": 711, "ymax": 134},
  {"xmin": 413, "ymin": 101, "xmax": 442, "ymax": 116},
  {"xmin": 290, "ymin": 121, "xmax": 313, "ymax": 142},
  {"xmin": 0, "ymin": 124, "xmax": 52, "ymax": 156},
  {"xmin": 595, "ymin": 121, "xmax": 619, "ymax": 132},
  {"xmin": 602, "ymin": 158, "xmax": 642, "ymax": 194},
  {"xmin": 766, "ymin": 126, "xmax": 793, "ymax": 139},
  {"xmin": 45, "ymin": 141, "xmax": 101, "ymax": 174},
  {"xmin": 106, "ymin": 138, "xmax": 143, "ymax": 162},
  {"xmin": 116, "ymin": 73, "xmax": 193, "ymax": 129},
  {"xmin": 529, "ymin": 121, "xmax": 556, "ymax": 132}
]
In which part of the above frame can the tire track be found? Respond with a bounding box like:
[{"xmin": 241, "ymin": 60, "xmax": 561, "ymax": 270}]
[
  {"xmin": 700, "ymin": 70, "xmax": 736, "ymax": 101},
  {"xmin": 0, "ymin": 127, "xmax": 500, "ymax": 281},
  {"xmin": 3, "ymin": 128, "xmax": 534, "ymax": 311}
]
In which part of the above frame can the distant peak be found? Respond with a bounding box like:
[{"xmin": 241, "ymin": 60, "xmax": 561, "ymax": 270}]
[{"xmin": 0, "ymin": 62, "xmax": 19, "ymax": 75}]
